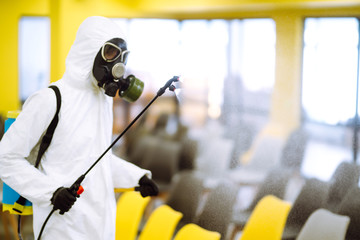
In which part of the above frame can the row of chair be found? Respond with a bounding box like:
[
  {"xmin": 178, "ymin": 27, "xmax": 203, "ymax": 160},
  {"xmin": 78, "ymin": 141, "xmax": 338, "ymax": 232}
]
[
  {"xmin": 115, "ymin": 191, "xmax": 221, "ymax": 240},
  {"xmin": 233, "ymin": 160, "xmax": 360, "ymax": 240},
  {"xmin": 115, "ymin": 191, "xmax": 348, "ymax": 240},
  {"xmin": 237, "ymin": 194, "xmax": 351, "ymax": 240},
  {"xmin": 123, "ymin": 115, "xmax": 358, "ymax": 240},
  {"xmin": 164, "ymin": 161, "xmax": 360, "ymax": 240},
  {"xmin": 282, "ymin": 161, "xmax": 360, "ymax": 240}
]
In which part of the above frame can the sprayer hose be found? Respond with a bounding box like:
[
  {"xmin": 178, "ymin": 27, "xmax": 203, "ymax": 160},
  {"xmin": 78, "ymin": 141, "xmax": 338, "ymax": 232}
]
[{"xmin": 37, "ymin": 209, "xmax": 55, "ymax": 240}]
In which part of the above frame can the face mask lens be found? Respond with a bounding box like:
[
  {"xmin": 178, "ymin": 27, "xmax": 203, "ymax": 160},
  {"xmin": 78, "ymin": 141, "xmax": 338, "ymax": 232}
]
[{"xmin": 102, "ymin": 43, "xmax": 121, "ymax": 62}]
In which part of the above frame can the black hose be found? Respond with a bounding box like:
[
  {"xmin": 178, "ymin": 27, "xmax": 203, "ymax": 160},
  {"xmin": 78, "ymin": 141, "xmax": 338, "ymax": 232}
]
[
  {"xmin": 37, "ymin": 209, "xmax": 55, "ymax": 240},
  {"xmin": 17, "ymin": 215, "xmax": 23, "ymax": 240}
]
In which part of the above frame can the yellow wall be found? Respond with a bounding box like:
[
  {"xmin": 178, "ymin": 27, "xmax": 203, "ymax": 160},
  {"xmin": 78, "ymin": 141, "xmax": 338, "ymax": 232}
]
[
  {"xmin": 49, "ymin": 0, "xmax": 152, "ymax": 83},
  {"xmin": 0, "ymin": 0, "xmax": 49, "ymax": 116},
  {"xmin": 2, "ymin": 0, "xmax": 360, "ymax": 133}
]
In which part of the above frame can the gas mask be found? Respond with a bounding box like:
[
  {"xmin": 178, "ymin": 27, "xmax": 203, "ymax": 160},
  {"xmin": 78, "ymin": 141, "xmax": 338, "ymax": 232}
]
[{"xmin": 92, "ymin": 38, "xmax": 144, "ymax": 102}]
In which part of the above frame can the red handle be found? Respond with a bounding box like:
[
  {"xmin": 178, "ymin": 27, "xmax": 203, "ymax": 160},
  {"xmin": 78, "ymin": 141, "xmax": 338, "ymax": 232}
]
[{"xmin": 77, "ymin": 185, "xmax": 84, "ymax": 195}]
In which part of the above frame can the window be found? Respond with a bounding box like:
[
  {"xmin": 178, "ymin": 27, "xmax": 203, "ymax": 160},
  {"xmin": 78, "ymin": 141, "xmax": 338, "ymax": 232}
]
[
  {"xmin": 302, "ymin": 17, "xmax": 359, "ymax": 125},
  {"xmin": 301, "ymin": 17, "xmax": 360, "ymax": 180},
  {"xmin": 225, "ymin": 19, "xmax": 276, "ymax": 127},
  {"xmin": 113, "ymin": 18, "xmax": 276, "ymax": 128},
  {"xmin": 19, "ymin": 17, "xmax": 50, "ymax": 102}
]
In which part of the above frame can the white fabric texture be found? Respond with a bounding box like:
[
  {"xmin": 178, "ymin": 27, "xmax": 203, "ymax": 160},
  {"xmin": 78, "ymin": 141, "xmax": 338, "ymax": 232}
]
[{"xmin": 0, "ymin": 16, "xmax": 150, "ymax": 240}]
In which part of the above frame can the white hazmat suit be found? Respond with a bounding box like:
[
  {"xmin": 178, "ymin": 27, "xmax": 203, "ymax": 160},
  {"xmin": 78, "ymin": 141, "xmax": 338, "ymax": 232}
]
[{"xmin": 0, "ymin": 16, "xmax": 150, "ymax": 239}]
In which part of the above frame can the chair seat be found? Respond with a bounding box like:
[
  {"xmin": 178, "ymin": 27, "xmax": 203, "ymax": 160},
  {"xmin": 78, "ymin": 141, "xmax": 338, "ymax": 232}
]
[
  {"xmin": 239, "ymin": 195, "xmax": 291, "ymax": 240},
  {"xmin": 296, "ymin": 209, "xmax": 350, "ymax": 240},
  {"xmin": 174, "ymin": 223, "xmax": 221, "ymax": 240},
  {"xmin": 115, "ymin": 191, "xmax": 151, "ymax": 240},
  {"xmin": 138, "ymin": 205, "xmax": 183, "ymax": 240}
]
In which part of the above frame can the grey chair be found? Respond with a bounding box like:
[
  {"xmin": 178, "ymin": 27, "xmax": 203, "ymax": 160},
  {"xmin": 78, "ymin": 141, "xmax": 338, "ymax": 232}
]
[
  {"xmin": 337, "ymin": 185, "xmax": 360, "ymax": 240},
  {"xmin": 244, "ymin": 135, "xmax": 285, "ymax": 171},
  {"xmin": 127, "ymin": 135, "xmax": 159, "ymax": 167},
  {"xmin": 229, "ymin": 135, "xmax": 286, "ymax": 186},
  {"xmin": 166, "ymin": 171, "xmax": 204, "ymax": 228},
  {"xmin": 124, "ymin": 110, "xmax": 149, "ymax": 157},
  {"xmin": 153, "ymin": 112, "xmax": 169, "ymax": 133},
  {"xmin": 224, "ymin": 122, "xmax": 255, "ymax": 168},
  {"xmin": 296, "ymin": 208, "xmax": 350, "ymax": 240},
  {"xmin": 282, "ymin": 178, "xmax": 330, "ymax": 240},
  {"xmin": 195, "ymin": 180, "xmax": 238, "ymax": 240},
  {"xmin": 141, "ymin": 138, "xmax": 181, "ymax": 192},
  {"xmin": 232, "ymin": 167, "xmax": 292, "ymax": 230},
  {"xmin": 324, "ymin": 161, "xmax": 360, "ymax": 212},
  {"xmin": 280, "ymin": 127, "xmax": 308, "ymax": 170},
  {"xmin": 178, "ymin": 138, "xmax": 198, "ymax": 171}
]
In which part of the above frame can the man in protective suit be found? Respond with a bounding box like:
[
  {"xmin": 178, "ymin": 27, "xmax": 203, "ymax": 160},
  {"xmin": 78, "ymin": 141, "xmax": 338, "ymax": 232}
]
[{"xmin": 0, "ymin": 16, "xmax": 158, "ymax": 239}]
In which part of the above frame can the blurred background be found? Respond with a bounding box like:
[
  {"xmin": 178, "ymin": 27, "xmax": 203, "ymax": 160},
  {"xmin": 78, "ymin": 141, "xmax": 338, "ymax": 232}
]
[{"xmin": 2, "ymin": 0, "xmax": 360, "ymax": 239}]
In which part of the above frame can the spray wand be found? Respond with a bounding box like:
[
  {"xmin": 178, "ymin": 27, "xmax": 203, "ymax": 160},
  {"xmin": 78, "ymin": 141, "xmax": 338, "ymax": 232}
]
[{"xmin": 37, "ymin": 76, "xmax": 180, "ymax": 240}]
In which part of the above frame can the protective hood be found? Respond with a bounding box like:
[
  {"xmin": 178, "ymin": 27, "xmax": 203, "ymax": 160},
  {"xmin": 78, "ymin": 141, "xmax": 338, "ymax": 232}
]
[{"xmin": 64, "ymin": 16, "xmax": 127, "ymax": 89}]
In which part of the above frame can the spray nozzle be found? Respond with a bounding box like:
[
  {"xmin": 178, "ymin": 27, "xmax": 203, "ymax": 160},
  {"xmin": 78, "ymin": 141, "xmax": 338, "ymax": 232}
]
[
  {"xmin": 157, "ymin": 76, "xmax": 180, "ymax": 96},
  {"xmin": 169, "ymin": 85, "xmax": 176, "ymax": 91}
]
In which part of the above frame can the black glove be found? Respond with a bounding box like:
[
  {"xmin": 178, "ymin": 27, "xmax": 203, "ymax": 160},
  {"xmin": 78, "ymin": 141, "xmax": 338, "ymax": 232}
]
[
  {"xmin": 135, "ymin": 175, "xmax": 159, "ymax": 197},
  {"xmin": 51, "ymin": 187, "xmax": 77, "ymax": 214}
]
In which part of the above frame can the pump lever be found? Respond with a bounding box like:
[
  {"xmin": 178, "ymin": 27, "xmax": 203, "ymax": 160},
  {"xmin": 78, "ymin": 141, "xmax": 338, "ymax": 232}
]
[
  {"xmin": 58, "ymin": 175, "xmax": 85, "ymax": 215},
  {"xmin": 69, "ymin": 174, "xmax": 85, "ymax": 197}
]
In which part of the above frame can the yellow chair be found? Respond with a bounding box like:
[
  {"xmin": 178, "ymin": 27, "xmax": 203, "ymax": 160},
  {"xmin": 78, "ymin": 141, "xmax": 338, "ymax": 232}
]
[
  {"xmin": 239, "ymin": 195, "xmax": 291, "ymax": 240},
  {"xmin": 115, "ymin": 191, "xmax": 151, "ymax": 240},
  {"xmin": 138, "ymin": 205, "xmax": 183, "ymax": 240},
  {"xmin": 174, "ymin": 223, "xmax": 221, "ymax": 240}
]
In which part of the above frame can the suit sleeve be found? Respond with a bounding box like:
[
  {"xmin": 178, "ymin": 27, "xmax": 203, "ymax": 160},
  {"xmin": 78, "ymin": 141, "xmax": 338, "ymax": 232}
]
[{"xmin": 109, "ymin": 153, "xmax": 151, "ymax": 189}]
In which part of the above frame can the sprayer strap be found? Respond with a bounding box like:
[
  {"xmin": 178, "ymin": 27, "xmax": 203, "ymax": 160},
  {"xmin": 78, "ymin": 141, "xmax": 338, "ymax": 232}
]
[
  {"xmin": 14, "ymin": 85, "xmax": 61, "ymax": 215},
  {"xmin": 34, "ymin": 85, "xmax": 61, "ymax": 168}
]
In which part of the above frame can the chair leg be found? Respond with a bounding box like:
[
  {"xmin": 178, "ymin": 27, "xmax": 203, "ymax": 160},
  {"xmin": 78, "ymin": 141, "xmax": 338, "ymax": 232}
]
[
  {"xmin": 230, "ymin": 224, "xmax": 242, "ymax": 240},
  {"xmin": 1, "ymin": 209, "xmax": 12, "ymax": 240},
  {"xmin": 9, "ymin": 214, "xmax": 19, "ymax": 240},
  {"xmin": 1, "ymin": 210, "xmax": 19, "ymax": 240}
]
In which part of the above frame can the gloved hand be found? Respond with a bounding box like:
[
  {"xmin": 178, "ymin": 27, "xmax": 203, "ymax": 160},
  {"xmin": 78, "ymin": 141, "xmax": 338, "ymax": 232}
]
[
  {"xmin": 135, "ymin": 175, "xmax": 159, "ymax": 197},
  {"xmin": 51, "ymin": 187, "xmax": 77, "ymax": 214}
]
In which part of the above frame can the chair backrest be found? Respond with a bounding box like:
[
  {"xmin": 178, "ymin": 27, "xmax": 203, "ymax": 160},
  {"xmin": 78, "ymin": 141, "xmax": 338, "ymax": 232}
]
[
  {"xmin": 141, "ymin": 139, "xmax": 181, "ymax": 186},
  {"xmin": 325, "ymin": 161, "xmax": 360, "ymax": 212},
  {"xmin": 296, "ymin": 209, "xmax": 350, "ymax": 240},
  {"xmin": 282, "ymin": 178, "xmax": 329, "ymax": 239},
  {"xmin": 174, "ymin": 223, "xmax": 221, "ymax": 240},
  {"xmin": 337, "ymin": 185, "xmax": 360, "ymax": 240},
  {"xmin": 115, "ymin": 191, "xmax": 151, "ymax": 240},
  {"xmin": 280, "ymin": 127, "xmax": 308, "ymax": 169},
  {"xmin": 247, "ymin": 135, "xmax": 285, "ymax": 170},
  {"xmin": 138, "ymin": 205, "xmax": 183, "ymax": 240},
  {"xmin": 240, "ymin": 195, "xmax": 291, "ymax": 240},
  {"xmin": 196, "ymin": 137, "xmax": 234, "ymax": 177},
  {"xmin": 195, "ymin": 180, "xmax": 238, "ymax": 239},
  {"xmin": 224, "ymin": 122, "xmax": 255, "ymax": 168},
  {"xmin": 247, "ymin": 168, "xmax": 291, "ymax": 211},
  {"xmin": 166, "ymin": 171, "xmax": 204, "ymax": 224},
  {"xmin": 128, "ymin": 135, "xmax": 159, "ymax": 167},
  {"xmin": 153, "ymin": 113, "xmax": 169, "ymax": 134},
  {"xmin": 178, "ymin": 138, "xmax": 198, "ymax": 171}
]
